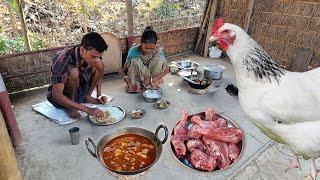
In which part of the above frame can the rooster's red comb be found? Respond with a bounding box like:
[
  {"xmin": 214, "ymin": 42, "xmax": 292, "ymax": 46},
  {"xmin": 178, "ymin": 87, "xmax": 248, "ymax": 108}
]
[{"xmin": 212, "ymin": 18, "xmax": 224, "ymax": 35}]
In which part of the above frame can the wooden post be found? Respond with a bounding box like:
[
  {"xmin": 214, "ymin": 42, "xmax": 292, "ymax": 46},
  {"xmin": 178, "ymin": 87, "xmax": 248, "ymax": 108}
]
[
  {"xmin": 0, "ymin": 112, "xmax": 22, "ymax": 180},
  {"xmin": 195, "ymin": 0, "xmax": 213, "ymax": 52},
  {"xmin": 0, "ymin": 74, "xmax": 22, "ymax": 146},
  {"xmin": 126, "ymin": 0, "xmax": 135, "ymax": 48},
  {"xmin": 244, "ymin": 0, "xmax": 255, "ymax": 33},
  {"xmin": 203, "ymin": 0, "xmax": 219, "ymax": 57}
]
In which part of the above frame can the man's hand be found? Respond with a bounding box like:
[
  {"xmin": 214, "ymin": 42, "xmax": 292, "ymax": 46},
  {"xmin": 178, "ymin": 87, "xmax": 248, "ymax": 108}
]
[
  {"xmin": 87, "ymin": 107, "xmax": 104, "ymax": 118},
  {"xmin": 98, "ymin": 95, "xmax": 108, "ymax": 104}
]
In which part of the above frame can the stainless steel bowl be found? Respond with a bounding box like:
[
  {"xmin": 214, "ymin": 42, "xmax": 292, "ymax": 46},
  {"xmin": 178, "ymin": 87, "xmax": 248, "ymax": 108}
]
[
  {"xmin": 143, "ymin": 90, "xmax": 162, "ymax": 103},
  {"xmin": 176, "ymin": 60, "xmax": 199, "ymax": 71},
  {"xmin": 204, "ymin": 64, "xmax": 225, "ymax": 80}
]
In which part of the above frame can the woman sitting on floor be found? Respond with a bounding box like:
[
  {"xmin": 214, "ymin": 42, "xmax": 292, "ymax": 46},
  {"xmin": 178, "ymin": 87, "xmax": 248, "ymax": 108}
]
[{"xmin": 122, "ymin": 26, "xmax": 169, "ymax": 93}]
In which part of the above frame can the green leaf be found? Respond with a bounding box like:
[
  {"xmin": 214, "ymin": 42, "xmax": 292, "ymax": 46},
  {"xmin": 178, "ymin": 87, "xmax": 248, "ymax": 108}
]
[{"xmin": 6, "ymin": 0, "xmax": 18, "ymax": 12}]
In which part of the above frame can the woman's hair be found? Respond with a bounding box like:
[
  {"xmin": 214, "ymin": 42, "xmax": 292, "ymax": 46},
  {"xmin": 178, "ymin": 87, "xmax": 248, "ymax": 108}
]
[{"xmin": 140, "ymin": 26, "xmax": 158, "ymax": 44}]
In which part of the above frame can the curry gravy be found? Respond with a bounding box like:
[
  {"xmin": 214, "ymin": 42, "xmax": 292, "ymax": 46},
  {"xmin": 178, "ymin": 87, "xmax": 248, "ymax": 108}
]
[{"xmin": 103, "ymin": 134, "xmax": 156, "ymax": 172}]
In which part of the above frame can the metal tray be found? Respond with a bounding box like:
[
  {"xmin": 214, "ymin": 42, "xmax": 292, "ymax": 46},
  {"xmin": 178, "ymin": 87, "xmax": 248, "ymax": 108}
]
[
  {"xmin": 88, "ymin": 105, "xmax": 125, "ymax": 126},
  {"xmin": 170, "ymin": 112, "xmax": 244, "ymax": 172}
]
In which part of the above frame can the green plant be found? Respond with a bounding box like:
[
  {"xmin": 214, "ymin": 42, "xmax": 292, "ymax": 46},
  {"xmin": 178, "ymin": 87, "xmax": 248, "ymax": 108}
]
[
  {"xmin": 155, "ymin": 1, "xmax": 181, "ymax": 19},
  {"xmin": 0, "ymin": 33, "xmax": 44, "ymax": 55}
]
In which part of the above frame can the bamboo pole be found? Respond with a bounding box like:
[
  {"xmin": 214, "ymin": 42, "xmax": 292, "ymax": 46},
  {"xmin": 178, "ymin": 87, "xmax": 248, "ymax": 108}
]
[
  {"xmin": 80, "ymin": 0, "xmax": 88, "ymax": 33},
  {"xmin": 244, "ymin": 0, "xmax": 255, "ymax": 33},
  {"xmin": 203, "ymin": 0, "xmax": 219, "ymax": 57},
  {"xmin": 15, "ymin": 0, "xmax": 31, "ymax": 51},
  {"xmin": 200, "ymin": 0, "xmax": 210, "ymax": 27},
  {"xmin": 0, "ymin": 112, "xmax": 22, "ymax": 180},
  {"xmin": 194, "ymin": 0, "xmax": 213, "ymax": 52}
]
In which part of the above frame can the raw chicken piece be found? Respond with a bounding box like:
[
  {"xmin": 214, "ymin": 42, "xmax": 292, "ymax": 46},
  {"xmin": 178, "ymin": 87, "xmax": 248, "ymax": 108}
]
[
  {"xmin": 198, "ymin": 127, "xmax": 243, "ymax": 144},
  {"xmin": 173, "ymin": 110, "xmax": 189, "ymax": 135},
  {"xmin": 186, "ymin": 139, "xmax": 205, "ymax": 152},
  {"xmin": 191, "ymin": 116, "xmax": 218, "ymax": 129},
  {"xmin": 187, "ymin": 124, "xmax": 202, "ymax": 139},
  {"xmin": 203, "ymin": 136, "xmax": 231, "ymax": 170},
  {"xmin": 189, "ymin": 149, "xmax": 217, "ymax": 171},
  {"xmin": 205, "ymin": 108, "xmax": 218, "ymax": 121},
  {"xmin": 217, "ymin": 118, "xmax": 228, "ymax": 127},
  {"xmin": 171, "ymin": 135, "xmax": 188, "ymax": 157},
  {"xmin": 228, "ymin": 143, "xmax": 240, "ymax": 161}
]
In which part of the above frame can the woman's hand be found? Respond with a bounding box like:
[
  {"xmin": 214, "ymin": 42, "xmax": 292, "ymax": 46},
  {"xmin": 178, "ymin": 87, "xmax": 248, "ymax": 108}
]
[
  {"xmin": 142, "ymin": 77, "xmax": 151, "ymax": 87},
  {"xmin": 151, "ymin": 75, "xmax": 162, "ymax": 85}
]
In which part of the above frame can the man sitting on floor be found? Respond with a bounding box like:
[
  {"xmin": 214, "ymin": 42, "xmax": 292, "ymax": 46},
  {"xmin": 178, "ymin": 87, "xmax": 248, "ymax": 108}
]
[{"xmin": 47, "ymin": 32, "xmax": 108, "ymax": 119}]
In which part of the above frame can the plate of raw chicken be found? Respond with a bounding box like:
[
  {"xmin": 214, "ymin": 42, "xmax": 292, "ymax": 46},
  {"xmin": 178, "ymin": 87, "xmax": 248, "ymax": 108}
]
[{"xmin": 170, "ymin": 108, "xmax": 244, "ymax": 172}]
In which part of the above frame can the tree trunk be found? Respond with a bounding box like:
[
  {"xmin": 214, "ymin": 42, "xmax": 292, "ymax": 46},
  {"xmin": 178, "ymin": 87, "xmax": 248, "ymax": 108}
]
[
  {"xmin": 126, "ymin": 0, "xmax": 134, "ymax": 36},
  {"xmin": 80, "ymin": 0, "xmax": 88, "ymax": 33},
  {"xmin": 15, "ymin": 0, "xmax": 31, "ymax": 51},
  {"xmin": 5, "ymin": 2, "xmax": 18, "ymax": 35}
]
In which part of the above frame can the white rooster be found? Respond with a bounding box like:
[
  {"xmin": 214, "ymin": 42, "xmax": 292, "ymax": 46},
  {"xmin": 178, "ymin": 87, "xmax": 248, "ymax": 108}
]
[{"xmin": 211, "ymin": 18, "xmax": 320, "ymax": 179}]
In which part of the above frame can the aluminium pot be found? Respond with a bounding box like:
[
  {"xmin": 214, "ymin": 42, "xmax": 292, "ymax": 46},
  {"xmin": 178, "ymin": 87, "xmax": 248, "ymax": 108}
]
[
  {"xmin": 204, "ymin": 64, "xmax": 225, "ymax": 80},
  {"xmin": 85, "ymin": 124, "xmax": 168, "ymax": 175}
]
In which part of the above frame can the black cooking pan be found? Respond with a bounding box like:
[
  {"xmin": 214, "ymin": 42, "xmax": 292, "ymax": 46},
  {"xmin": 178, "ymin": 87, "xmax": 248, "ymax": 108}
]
[{"xmin": 187, "ymin": 77, "xmax": 212, "ymax": 89}]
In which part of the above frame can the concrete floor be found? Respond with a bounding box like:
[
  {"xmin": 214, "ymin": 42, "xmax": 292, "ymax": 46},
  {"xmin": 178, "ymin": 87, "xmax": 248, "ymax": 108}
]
[{"xmin": 10, "ymin": 55, "xmax": 318, "ymax": 180}]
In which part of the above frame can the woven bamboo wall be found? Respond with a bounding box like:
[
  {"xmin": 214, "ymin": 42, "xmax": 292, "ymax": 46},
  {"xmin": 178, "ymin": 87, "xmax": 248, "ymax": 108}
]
[
  {"xmin": 217, "ymin": 0, "xmax": 249, "ymax": 28},
  {"xmin": 217, "ymin": 0, "xmax": 319, "ymax": 69},
  {"xmin": 251, "ymin": 0, "xmax": 319, "ymax": 69}
]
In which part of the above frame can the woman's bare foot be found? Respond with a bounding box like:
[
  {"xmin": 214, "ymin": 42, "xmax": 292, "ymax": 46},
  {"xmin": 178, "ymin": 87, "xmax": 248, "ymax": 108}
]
[
  {"xmin": 66, "ymin": 109, "xmax": 81, "ymax": 119},
  {"xmin": 123, "ymin": 76, "xmax": 130, "ymax": 83},
  {"xmin": 126, "ymin": 84, "xmax": 142, "ymax": 93}
]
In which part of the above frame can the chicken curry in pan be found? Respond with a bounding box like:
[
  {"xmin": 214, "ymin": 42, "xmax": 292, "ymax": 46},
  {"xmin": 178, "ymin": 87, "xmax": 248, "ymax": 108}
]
[{"xmin": 102, "ymin": 134, "xmax": 156, "ymax": 171}]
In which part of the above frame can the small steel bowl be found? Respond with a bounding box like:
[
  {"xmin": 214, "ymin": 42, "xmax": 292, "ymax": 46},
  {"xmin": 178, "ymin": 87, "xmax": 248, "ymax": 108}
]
[
  {"xmin": 130, "ymin": 108, "xmax": 145, "ymax": 119},
  {"xmin": 155, "ymin": 100, "xmax": 170, "ymax": 109},
  {"xmin": 143, "ymin": 90, "xmax": 162, "ymax": 103}
]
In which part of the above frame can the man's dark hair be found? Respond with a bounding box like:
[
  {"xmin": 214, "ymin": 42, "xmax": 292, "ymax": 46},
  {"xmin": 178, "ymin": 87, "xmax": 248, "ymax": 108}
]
[
  {"xmin": 140, "ymin": 26, "xmax": 158, "ymax": 44},
  {"xmin": 80, "ymin": 32, "xmax": 108, "ymax": 53}
]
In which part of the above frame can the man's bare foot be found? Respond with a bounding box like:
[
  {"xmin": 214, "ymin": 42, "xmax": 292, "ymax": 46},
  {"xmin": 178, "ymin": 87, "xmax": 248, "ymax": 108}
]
[{"xmin": 67, "ymin": 109, "xmax": 81, "ymax": 119}]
